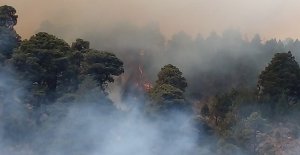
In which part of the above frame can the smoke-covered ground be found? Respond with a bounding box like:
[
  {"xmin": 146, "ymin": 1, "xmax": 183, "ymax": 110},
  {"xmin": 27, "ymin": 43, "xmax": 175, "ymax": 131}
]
[{"xmin": 0, "ymin": 67, "xmax": 216, "ymax": 155}]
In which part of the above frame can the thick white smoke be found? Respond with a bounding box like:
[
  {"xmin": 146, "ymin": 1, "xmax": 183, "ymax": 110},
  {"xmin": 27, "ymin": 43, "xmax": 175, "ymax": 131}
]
[{"xmin": 0, "ymin": 67, "xmax": 216, "ymax": 155}]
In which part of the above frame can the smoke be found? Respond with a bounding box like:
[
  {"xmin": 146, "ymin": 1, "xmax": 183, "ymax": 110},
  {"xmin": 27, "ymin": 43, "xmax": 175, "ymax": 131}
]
[
  {"xmin": 2, "ymin": 1, "xmax": 300, "ymax": 154},
  {"xmin": 0, "ymin": 67, "xmax": 31, "ymax": 154},
  {"xmin": 43, "ymin": 106, "xmax": 198, "ymax": 155},
  {"xmin": 4, "ymin": 0, "xmax": 300, "ymax": 101},
  {"xmin": 35, "ymin": 20, "xmax": 300, "ymax": 100},
  {"xmin": 0, "ymin": 66, "xmax": 218, "ymax": 155},
  {"xmin": 3, "ymin": 0, "xmax": 300, "ymax": 40}
]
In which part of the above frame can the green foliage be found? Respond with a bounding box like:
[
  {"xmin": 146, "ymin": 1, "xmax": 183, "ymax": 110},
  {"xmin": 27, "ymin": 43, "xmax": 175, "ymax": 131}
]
[
  {"xmin": 0, "ymin": 5, "xmax": 20, "ymax": 60},
  {"xmin": 71, "ymin": 38, "xmax": 90, "ymax": 52},
  {"xmin": 12, "ymin": 35, "xmax": 124, "ymax": 104},
  {"xmin": 149, "ymin": 84, "xmax": 185, "ymax": 111},
  {"xmin": 0, "ymin": 5, "xmax": 18, "ymax": 28},
  {"xmin": 59, "ymin": 39, "xmax": 87, "ymax": 93},
  {"xmin": 258, "ymin": 51, "xmax": 300, "ymax": 115},
  {"xmin": 150, "ymin": 84, "xmax": 184, "ymax": 100},
  {"xmin": 12, "ymin": 32, "xmax": 71, "ymax": 103},
  {"xmin": 82, "ymin": 49, "xmax": 124, "ymax": 91},
  {"xmin": 156, "ymin": 64, "xmax": 187, "ymax": 91},
  {"xmin": 209, "ymin": 90, "xmax": 237, "ymax": 126},
  {"xmin": 148, "ymin": 64, "xmax": 188, "ymax": 112},
  {"xmin": 0, "ymin": 27, "xmax": 20, "ymax": 59},
  {"xmin": 201, "ymin": 88, "xmax": 258, "ymax": 138},
  {"xmin": 18, "ymin": 32, "xmax": 70, "ymax": 51},
  {"xmin": 258, "ymin": 51, "xmax": 300, "ymax": 101}
]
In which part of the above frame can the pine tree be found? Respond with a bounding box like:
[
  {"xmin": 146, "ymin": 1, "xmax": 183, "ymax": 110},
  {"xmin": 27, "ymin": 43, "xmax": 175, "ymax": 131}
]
[{"xmin": 258, "ymin": 51, "xmax": 300, "ymax": 100}]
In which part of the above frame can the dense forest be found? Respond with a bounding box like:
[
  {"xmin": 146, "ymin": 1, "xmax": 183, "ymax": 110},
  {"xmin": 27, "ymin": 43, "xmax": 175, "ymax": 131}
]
[{"xmin": 1, "ymin": 5, "xmax": 300, "ymax": 155}]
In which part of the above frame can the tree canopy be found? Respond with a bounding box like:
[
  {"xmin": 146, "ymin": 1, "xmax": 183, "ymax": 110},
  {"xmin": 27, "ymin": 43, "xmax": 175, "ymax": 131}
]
[
  {"xmin": 12, "ymin": 32, "xmax": 71, "ymax": 103},
  {"xmin": 0, "ymin": 5, "xmax": 20, "ymax": 60},
  {"xmin": 12, "ymin": 34, "xmax": 124, "ymax": 104},
  {"xmin": 71, "ymin": 38, "xmax": 90, "ymax": 52},
  {"xmin": 149, "ymin": 64, "xmax": 188, "ymax": 112},
  {"xmin": 258, "ymin": 51, "xmax": 300, "ymax": 101},
  {"xmin": 0, "ymin": 5, "xmax": 18, "ymax": 29},
  {"xmin": 82, "ymin": 49, "xmax": 124, "ymax": 91},
  {"xmin": 156, "ymin": 64, "xmax": 187, "ymax": 91}
]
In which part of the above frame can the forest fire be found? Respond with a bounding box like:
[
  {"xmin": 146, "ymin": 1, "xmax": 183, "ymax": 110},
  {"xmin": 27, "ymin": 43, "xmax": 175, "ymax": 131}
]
[
  {"xmin": 118, "ymin": 50, "xmax": 153, "ymax": 101},
  {"xmin": 3, "ymin": 2, "xmax": 300, "ymax": 155},
  {"xmin": 138, "ymin": 65, "xmax": 153, "ymax": 92}
]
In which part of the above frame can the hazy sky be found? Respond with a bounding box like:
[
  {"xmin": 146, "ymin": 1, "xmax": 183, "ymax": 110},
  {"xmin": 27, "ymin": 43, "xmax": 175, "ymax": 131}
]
[{"xmin": 2, "ymin": 0, "xmax": 300, "ymax": 40}]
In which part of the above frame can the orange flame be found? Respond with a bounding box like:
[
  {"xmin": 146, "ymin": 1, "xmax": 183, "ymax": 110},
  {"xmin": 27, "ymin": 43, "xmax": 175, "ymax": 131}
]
[{"xmin": 138, "ymin": 63, "xmax": 152, "ymax": 92}]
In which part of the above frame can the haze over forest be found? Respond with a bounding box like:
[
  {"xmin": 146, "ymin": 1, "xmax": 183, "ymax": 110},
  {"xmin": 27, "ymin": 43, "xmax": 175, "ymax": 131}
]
[
  {"xmin": 3, "ymin": 0, "xmax": 300, "ymax": 40},
  {"xmin": 2, "ymin": 1, "xmax": 300, "ymax": 155}
]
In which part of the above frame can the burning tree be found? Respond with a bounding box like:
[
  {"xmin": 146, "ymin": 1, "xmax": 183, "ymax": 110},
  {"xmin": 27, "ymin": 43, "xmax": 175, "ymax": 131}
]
[{"xmin": 118, "ymin": 50, "xmax": 153, "ymax": 102}]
